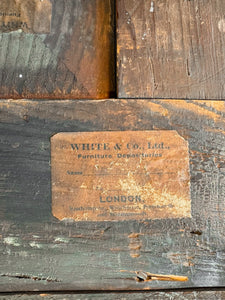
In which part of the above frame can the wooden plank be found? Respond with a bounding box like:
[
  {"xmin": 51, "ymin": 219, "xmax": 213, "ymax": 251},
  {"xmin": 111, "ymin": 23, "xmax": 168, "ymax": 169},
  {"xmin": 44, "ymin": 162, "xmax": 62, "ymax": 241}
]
[
  {"xmin": 1, "ymin": 291, "xmax": 225, "ymax": 299},
  {"xmin": 0, "ymin": 0, "xmax": 115, "ymax": 99},
  {"xmin": 1, "ymin": 99, "xmax": 225, "ymax": 291},
  {"xmin": 117, "ymin": 0, "xmax": 225, "ymax": 99}
]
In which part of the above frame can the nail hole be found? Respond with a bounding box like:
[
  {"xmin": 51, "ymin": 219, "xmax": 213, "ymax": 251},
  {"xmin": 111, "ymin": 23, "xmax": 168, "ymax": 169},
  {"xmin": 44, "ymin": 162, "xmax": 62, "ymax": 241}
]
[
  {"xmin": 23, "ymin": 115, "xmax": 29, "ymax": 122},
  {"xmin": 190, "ymin": 230, "xmax": 202, "ymax": 235}
]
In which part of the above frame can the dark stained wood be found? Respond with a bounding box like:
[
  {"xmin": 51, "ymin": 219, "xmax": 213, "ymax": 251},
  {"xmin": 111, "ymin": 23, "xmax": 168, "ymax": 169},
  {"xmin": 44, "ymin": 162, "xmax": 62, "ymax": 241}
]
[
  {"xmin": 1, "ymin": 99, "xmax": 225, "ymax": 292},
  {"xmin": 1, "ymin": 291, "xmax": 225, "ymax": 299},
  {"xmin": 0, "ymin": 0, "xmax": 115, "ymax": 99},
  {"xmin": 117, "ymin": 0, "xmax": 225, "ymax": 99}
]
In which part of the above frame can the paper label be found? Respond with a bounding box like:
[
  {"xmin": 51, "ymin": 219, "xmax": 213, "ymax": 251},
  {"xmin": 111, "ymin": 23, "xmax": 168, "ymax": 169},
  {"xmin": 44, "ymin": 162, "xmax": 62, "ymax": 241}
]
[{"xmin": 51, "ymin": 131, "xmax": 191, "ymax": 221}]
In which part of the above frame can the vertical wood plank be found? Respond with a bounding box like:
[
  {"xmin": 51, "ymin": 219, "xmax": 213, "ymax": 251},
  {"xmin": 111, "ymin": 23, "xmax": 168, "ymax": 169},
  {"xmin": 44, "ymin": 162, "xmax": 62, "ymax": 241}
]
[
  {"xmin": 0, "ymin": 0, "xmax": 115, "ymax": 99},
  {"xmin": 117, "ymin": 0, "xmax": 225, "ymax": 99}
]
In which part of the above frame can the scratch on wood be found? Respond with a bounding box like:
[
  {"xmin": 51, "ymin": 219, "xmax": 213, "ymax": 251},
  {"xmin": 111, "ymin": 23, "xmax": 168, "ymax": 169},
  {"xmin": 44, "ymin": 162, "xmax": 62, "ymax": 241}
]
[
  {"xmin": 1, "ymin": 273, "xmax": 61, "ymax": 282},
  {"xmin": 128, "ymin": 233, "xmax": 141, "ymax": 238},
  {"xmin": 150, "ymin": 2, "xmax": 154, "ymax": 12},
  {"xmin": 218, "ymin": 19, "xmax": 225, "ymax": 33},
  {"xmin": 3, "ymin": 237, "xmax": 21, "ymax": 247},
  {"xmin": 128, "ymin": 233, "xmax": 142, "ymax": 258},
  {"xmin": 167, "ymin": 253, "xmax": 195, "ymax": 267}
]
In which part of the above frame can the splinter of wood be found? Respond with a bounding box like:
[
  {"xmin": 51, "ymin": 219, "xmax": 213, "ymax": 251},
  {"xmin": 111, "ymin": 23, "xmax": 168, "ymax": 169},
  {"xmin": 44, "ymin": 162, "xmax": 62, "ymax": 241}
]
[{"xmin": 135, "ymin": 271, "xmax": 188, "ymax": 282}]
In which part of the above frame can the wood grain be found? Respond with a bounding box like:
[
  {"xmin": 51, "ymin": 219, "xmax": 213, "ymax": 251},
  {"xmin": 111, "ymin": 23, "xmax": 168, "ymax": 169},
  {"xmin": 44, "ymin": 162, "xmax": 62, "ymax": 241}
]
[
  {"xmin": 1, "ymin": 291, "xmax": 225, "ymax": 299},
  {"xmin": 0, "ymin": 0, "xmax": 115, "ymax": 99},
  {"xmin": 1, "ymin": 99, "xmax": 225, "ymax": 291},
  {"xmin": 117, "ymin": 0, "xmax": 225, "ymax": 99}
]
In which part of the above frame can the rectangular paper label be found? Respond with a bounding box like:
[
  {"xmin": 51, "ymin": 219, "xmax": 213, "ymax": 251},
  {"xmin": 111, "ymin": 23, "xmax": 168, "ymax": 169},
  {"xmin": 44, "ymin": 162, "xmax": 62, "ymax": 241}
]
[
  {"xmin": 51, "ymin": 131, "xmax": 191, "ymax": 221},
  {"xmin": 0, "ymin": 0, "xmax": 52, "ymax": 33}
]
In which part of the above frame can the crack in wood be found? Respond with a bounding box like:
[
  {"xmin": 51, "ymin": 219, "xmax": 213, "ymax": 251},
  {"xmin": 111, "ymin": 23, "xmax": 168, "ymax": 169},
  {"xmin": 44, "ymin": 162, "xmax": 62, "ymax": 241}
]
[{"xmin": 1, "ymin": 273, "xmax": 61, "ymax": 283}]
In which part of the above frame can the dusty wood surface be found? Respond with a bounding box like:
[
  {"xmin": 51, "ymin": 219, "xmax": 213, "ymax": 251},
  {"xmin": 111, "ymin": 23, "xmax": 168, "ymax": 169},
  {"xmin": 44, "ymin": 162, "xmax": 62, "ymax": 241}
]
[
  {"xmin": 1, "ymin": 290, "xmax": 225, "ymax": 299},
  {"xmin": 117, "ymin": 0, "xmax": 225, "ymax": 99},
  {"xmin": 0, "ymin": 99, "xmax": 225, "ymax": 291},
  {"xmin": 0, "ymin": 0, "xmax": 115, "ymax": 99}
]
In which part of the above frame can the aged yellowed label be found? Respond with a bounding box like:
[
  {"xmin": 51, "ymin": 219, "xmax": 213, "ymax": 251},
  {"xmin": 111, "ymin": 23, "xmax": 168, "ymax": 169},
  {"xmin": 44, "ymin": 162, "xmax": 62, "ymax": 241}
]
[
  {"xmin": 51, "ymin": 131, "xmax": 191, "ymax": 221},
  {"xmin": 0, "ymin": 0, "xmax": 52, "ymax": 33}
]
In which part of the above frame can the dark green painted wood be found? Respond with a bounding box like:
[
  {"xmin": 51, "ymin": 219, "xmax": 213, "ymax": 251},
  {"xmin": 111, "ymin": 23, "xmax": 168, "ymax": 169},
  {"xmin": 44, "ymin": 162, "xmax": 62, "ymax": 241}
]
[
  {"xmin": 0, "ymin": 99, "xmax": 225, "ymax": 291},
  {"xmin": 0, "ymin": 0, "xmax": 115, "ymax": 99},
  {"xmin": 1, "ymin": 291, "xmax": 225, "ymax": 299}
]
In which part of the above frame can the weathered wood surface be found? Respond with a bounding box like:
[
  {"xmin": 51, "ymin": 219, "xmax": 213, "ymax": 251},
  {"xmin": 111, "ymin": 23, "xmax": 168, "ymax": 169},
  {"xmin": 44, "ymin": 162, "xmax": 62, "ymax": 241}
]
[
  {"xmin": 1, "ymin": 99, "xmax": 225, "ymax": 291},
  {"xmin": 0, "ymin": 0, "xmax": 115, "ymax": 99},
  {"xmin": 117, "ymin": 0, "xmax": 225, "ymax": 99},
  {"xmin": 1, "ymin": 290, "xmax": 225, "ymax": 299}
]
